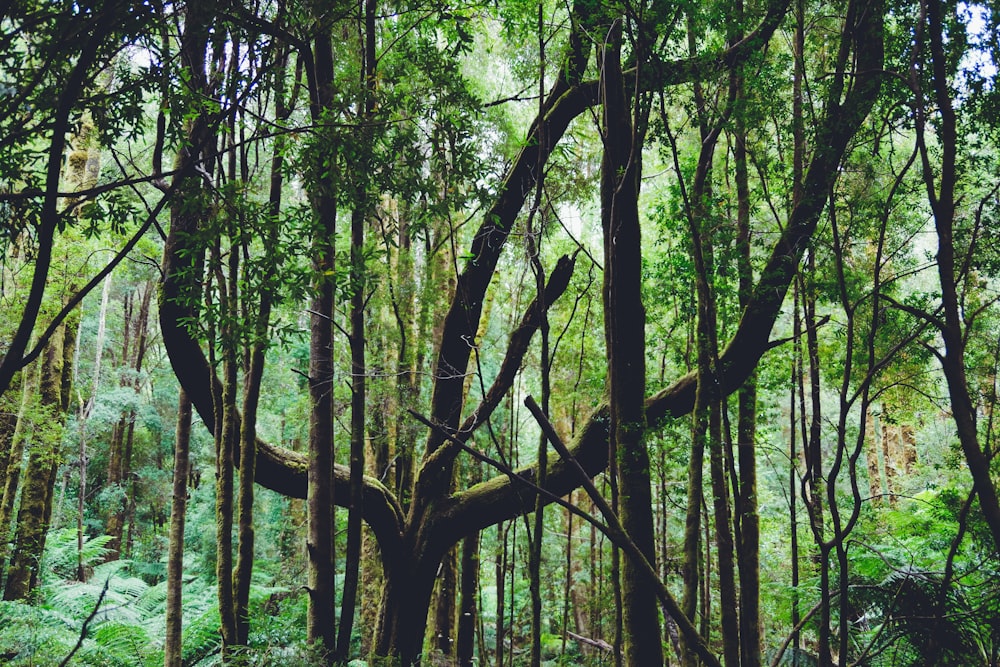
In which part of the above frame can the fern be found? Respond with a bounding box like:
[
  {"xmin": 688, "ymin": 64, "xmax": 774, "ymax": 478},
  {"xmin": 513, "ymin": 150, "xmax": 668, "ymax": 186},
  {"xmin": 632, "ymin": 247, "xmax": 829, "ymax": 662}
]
[
  {"xmin": 848, "ymin": 566, "xmax": 1000, "ymax": 666},
  {"xmin": 181, "ymin": 601, "xmax": 222, "ymax": 666},
  {"xmin": 41, "ymin": 527, "xmax": 113, "ymax": 583},
  {"xmin": 46, "ymin": 572, "xmax": 150, "ymax": 627},
  {"xmin": 85, "ymin": 621, "xmax": 152, "ymax": 665},
  {"xmin": 0, "ymin": 599, "xmax": 106, "ymax": 666}
]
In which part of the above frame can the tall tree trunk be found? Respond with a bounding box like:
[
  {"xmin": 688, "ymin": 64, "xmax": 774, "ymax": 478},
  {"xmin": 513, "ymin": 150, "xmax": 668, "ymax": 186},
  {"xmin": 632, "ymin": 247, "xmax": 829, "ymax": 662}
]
[
  {"xmin": 790, "ymin": 288, "xmax": 803, "ymax": 664},
  {"xmin": 432, "ymin": 546, "xmax": 458, "ymax": 656},
  {"xmin": 733, "ymin": 3, "xmax": 761, "ymax": 661},
  {"xmin": 457, "ymin": 527, "xmax": 480, "ymax": 666},
  {"xmin": 0, "ymin": 369, "xmax": 30, "ymax": 577},
  {"xmin": 336, "ymin": 0, "xmax": 376, "ymax": 659},
  {"xmin": 495, "ymin": 521, "xmax": 506, "ymax": 666},
  {"xmin": 233, "ymin": 29, "xmax": 290, "ymax": 646},
  {"xmin": 83, "ymin": 275, "xmax": 111, "ymax": 573},
  {"xmin": 789, "ymin": 1, "xmax": 806, "ymax": 659},
  {"xmin": 234, "ymin": 260, "xmax": 272, "ymax": 647},
  {"xmin": 158, "ymin": 0, "xmax": 214, "ymax": 645},
  {"xmin": 306, "ymin": 24, "xmax": 338, "ymax": 658},
  {"xmin": 69, "ymin": 286, "xmax": 99, "ymax": 577},
  {"xmin": 3, "ymin": 319, "xmax": 72, "ymax": 600},
  {"xmin": 164, "ymin": 389, "xmax": 192, "ymax": 667},
  {"xmin": 0, "ymin": 370, "xmax": 21, "ymax": 526},
  {"xmin": 528, "ymin": 6, "xmax": 549, "ymax": 662},
  {"xmin": 215, "ymin": 238, "xmax": 241, "ymax": 659},
  {"xmin": 600, "ymin": 20, "xmax": 662, "ymax": 666},
  {"xmin": 916, "ymin": 0, "xmax": 1000, "ymax": 555},
  {"xmin": 801, "ymin": 261, "xmax": 833, "ymax": 665}
]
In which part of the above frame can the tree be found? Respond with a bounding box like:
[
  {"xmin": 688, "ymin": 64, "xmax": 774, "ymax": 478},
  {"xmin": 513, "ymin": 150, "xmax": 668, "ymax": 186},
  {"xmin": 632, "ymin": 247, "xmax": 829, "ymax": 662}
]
[
  {"xmin": 4, "ymin": 311, "xmax": 77, "ymax": 600},
  {"xmin": 154, "ymin": 0, "xmax": 888, "ymax": 661}
]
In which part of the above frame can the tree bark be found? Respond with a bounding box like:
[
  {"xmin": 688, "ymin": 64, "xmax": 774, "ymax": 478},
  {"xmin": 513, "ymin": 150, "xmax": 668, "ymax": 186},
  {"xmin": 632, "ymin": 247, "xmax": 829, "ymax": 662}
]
[
  {"xmin": 0, "ymin": 369, "xmax": 34, "ymax": 573},
  {"xmin": 303, "ymin": 23, "xmax": 339, "ymax": 658},
  {"xmin": 0, "ymin": 370, "xmax": 21, "ymax": 520},
  {"xmin": 336, "ymin": 0, "xmax": 376, "ymax": 658},
  {"xmin": 215, "ymin": 239, "xmax": 241, "ymax": 658},
  {"xmin": 599, "ymin": 18, "xmax": 662, "ymax": 666},
  {"xmin": 3, "ymin": 319, "xmax": 71, "ymax": 600},
  {"xmin": 456, "ymin": 464, "xmax": 482, "ymax": 666},
  {"xmin": 164, "ymin": 390, "xmax": 192, "ymax": 667},
  {"xmin": 916, "ymin": 0, "xmax": 1000, "ymax": 556},
  {"xmin": 733, "ymin": 4, "xmax": 761, "ymax": 661}
]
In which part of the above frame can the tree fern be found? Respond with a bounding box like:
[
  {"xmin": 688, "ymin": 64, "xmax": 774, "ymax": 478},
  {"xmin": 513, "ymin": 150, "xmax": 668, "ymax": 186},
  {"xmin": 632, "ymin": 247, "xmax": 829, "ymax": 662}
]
[
  {"xmin": 849, "ymin": 566, "xmax": 1000, "ymax": 666},
  {"xmin": 81, "ymin": 621, "xmax": 152, "ymax": 666},
  {"xmin": 40, "ymin": 527, "xmax": 113, "ymax": 584},
  {"xmin": 0, "ymin": 601, "xmax": 78, "ymax": 666}
]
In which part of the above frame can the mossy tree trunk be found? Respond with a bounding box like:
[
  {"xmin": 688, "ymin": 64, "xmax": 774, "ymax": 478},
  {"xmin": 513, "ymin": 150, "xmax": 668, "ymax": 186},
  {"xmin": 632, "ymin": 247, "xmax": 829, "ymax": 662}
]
[
  {"xmin": 305, "ymin": 27, "xmax": 338, "ymax": 658},
  {"xmin": 0, "ymin": 371, "xmax": 19, "ymax": 506},
  {"xmin": 599, "ymin": 12, "xmax": 665, "ymax": 665},
  {"xmin": 164, "ymin": 390, "xmax": 192, "ymax": 667},
  {"xmin": 456, "ymin": 463, "xmax": 483, "ymax": 666},
  {"xmin": 0, "ymin": 369, "xmax": 36, "ymax": 583},
  {"xmin": 336, "ymin": 0, "xmax": 377, "ymax": 658},
  {"xmin": 3, "ymin": 317, "xmax": 74, "ymax": 600}
]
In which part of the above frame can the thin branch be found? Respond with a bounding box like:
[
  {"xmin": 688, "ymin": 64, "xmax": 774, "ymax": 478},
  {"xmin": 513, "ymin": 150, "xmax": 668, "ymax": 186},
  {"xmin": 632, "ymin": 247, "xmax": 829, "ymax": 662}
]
[
  {"xmin": 523, "ymin": 396, "xmax": 722, "ymax": 667},
  {"xmin": 58, "ymin": 577, "xmax": 111, "ymax": 667},
  {"xmin": 768, "ymin": 591, "xmax": 842, "ymax": 667},
  {"xmin": 407, "ymin": 409, "xmax": 608, "ymax": 536}
]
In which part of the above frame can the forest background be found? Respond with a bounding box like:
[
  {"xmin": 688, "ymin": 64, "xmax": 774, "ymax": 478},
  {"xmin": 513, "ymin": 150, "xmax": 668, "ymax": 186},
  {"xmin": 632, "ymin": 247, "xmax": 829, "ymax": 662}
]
[{"xmin": 0, "ymin": 0, "xmax": 998, "ymax": 665}]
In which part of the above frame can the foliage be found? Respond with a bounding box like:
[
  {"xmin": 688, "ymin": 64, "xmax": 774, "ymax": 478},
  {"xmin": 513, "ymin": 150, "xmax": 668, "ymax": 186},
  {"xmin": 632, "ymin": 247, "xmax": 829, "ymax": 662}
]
[{"xmin": 0, "ymin": 0, "xmax": 998, "ymax": 664}]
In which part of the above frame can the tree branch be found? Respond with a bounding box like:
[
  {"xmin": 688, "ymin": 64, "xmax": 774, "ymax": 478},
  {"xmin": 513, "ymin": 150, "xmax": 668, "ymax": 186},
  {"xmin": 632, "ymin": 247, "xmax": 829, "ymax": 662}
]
[{"xmin": 443, "ymin": 15, "xmax": 884, "ymax": 538}]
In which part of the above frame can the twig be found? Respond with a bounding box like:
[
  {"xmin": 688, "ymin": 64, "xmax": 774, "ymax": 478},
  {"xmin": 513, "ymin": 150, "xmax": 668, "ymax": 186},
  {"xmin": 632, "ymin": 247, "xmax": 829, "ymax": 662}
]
[
  {"xmin": 768, "ymin": 591, "xmax": 841, "ymax": 667},
  {"xmin": 58, "ymin": 577, "xmax": 111, "ymax": 667},
  {"xmin": 522, "ymin": 396, "xmax": 722, "ymax": 667},
  {"xmin": 566, "ymin": 630, "xmax": 616, "ymax": 653}
]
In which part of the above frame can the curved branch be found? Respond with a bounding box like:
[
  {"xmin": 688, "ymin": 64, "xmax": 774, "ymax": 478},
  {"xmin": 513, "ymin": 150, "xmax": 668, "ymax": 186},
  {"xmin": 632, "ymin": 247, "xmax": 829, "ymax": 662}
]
[
  {"xmin": 0, "ymin": 22, "xmax": 105, "ymax": 397},
  {"xmin": 412, "ymin": 0, "xmax": 791, "ymax": 505},
  {"xmin": 415, "ymin": 253, "xmax": 577, "ymax": 494},
  {"xmin": 159, "ymin": 0, "xmax": 793, "ymax": 549},
  {"xmin": 444, "ymin": 8, "xmax": 885, "ymax": 535}
]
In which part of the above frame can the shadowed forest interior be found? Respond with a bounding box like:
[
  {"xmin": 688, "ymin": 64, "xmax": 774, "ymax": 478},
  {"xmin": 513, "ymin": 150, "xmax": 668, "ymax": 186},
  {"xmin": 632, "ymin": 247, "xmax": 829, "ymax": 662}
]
[{"xmin": 1, "ymin": 0, "xmax": 1000, "ymax": 665}]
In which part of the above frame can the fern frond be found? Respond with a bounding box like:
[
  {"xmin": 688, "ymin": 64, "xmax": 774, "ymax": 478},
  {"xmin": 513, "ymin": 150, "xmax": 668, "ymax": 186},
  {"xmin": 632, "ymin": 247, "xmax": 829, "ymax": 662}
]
[{"xmin": 40, "ymin": 528, "xmax": 113, "ymax": 582}]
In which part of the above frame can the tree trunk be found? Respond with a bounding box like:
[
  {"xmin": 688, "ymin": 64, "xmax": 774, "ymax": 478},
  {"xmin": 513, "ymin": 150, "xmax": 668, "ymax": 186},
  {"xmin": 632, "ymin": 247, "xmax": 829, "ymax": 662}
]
[
  {"xmin": 4, "ymin": 319, "xmax": 71, "ymax": 600},
  {"xmin": 495, "ymin": 521, "xmax": 506, "ymax": 667},
  {"xmin": 234, "ymin": 276, "xmax": 270, "ymax": 646},
  {"xmin": 600, "ymin": 19, "xmax": 662, "ymax": 666},
  {"xmin": 164, "ymin": 389, "xmax": 192, "ymax": 667},
  {"xmin": 457, "ymin": 525, "xmax": 481, "ymax": 666},
  {"xmin": 336, "ymin": 2, "xmax": 376, "ymax": 656},
  {"xmin": 919, "ymin": 0, "xmax": 1000, "ymax": 556},
  {"xmin": 374, "ymin": 548, "xmax": 446, "ymax": 666},
  {"xmin": 0, "ymin": 369, "xmax": 30, "ymax": 572},
  {"xmin": 733, "ymin": 7, "xmax": 761, "ymax": 659},
  {"xmin": 216, "ymin": 241, "xmax": 240, "ymax": 658},
  {"xmin": 305, "ymin": 24, "xmax": 339, "ymax": 657},
  {"xmin": 0, "ymin": 370, "xmax": 21, "ymax": 522}
]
